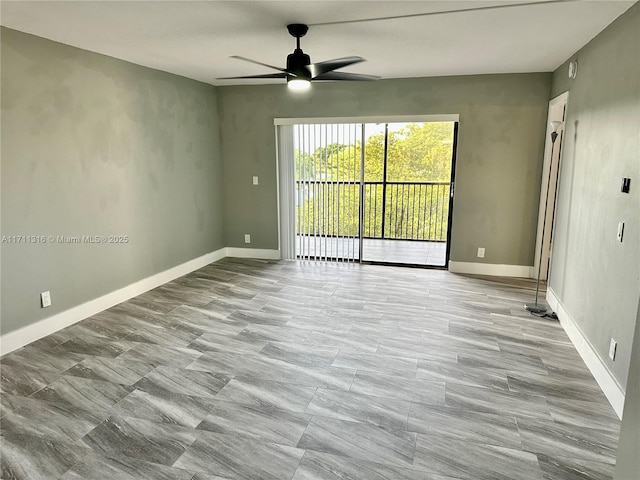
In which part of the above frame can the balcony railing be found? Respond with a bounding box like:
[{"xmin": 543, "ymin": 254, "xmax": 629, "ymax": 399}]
[{"xmin": 295, "ymin": 181, "xmax": 451, "ymax": 242}]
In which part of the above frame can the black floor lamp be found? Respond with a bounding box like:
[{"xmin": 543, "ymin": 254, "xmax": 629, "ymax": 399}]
[{"xmin": 525, "ymin": 121, "xmax": 563, "ymax": 314}]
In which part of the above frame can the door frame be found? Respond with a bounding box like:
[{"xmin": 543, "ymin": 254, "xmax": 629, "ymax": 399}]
[
  {"xmin": 533, "ymin": 92, "xmax": 568, "ymax": 280},
  {"xmin": 444, "ymin": 121, "xmax": 459, "ymax": 268}
]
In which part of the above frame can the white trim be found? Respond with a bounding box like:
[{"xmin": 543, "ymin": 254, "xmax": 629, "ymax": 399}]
[
  {"xmin": 448, "ymin": 261, "xmax": 533, "ymax": 278},
  {"xmin": 547, "ymin": 287, "xmax": 625, "ymax": 419},
  {"xmin": 0, "ymin": 248, "xmax": 227, "ymax": 356},
  {"xmin": 224, "ymin": 247, "xmax": 281, "ymax": 260},
  {"xmin": 274, "ymin": 114, "xmax": 460, "ymax": 125},
  {"xmin": 549, "ymin": 91, "xmax": 569, "ymax": 108}
]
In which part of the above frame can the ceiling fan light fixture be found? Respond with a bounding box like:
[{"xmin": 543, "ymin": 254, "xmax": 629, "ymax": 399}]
[
  {"xmin": 287, "ymin": 78, "xmax": 311, "ymax": 90},
  {"xmin": 221, "ymin": 24, "xmax": 379, "ymax": 86}
]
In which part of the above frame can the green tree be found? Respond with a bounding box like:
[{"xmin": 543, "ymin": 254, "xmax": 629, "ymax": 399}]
[{"xmin": 295, "ymin": 122, "xmax": 454, "ymax": 243}]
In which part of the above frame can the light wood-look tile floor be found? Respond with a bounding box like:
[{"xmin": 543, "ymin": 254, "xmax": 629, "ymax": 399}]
[{"xmin": 0, "ymin": 258, "xmax": 621, "ymax": 479}]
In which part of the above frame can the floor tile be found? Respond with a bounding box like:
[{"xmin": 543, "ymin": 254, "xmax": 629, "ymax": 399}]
[
  {"xmin": 303, "ymin": 331, "xmax": 379, "ymax": 352},
  {"xmin": 196, "ymin": 400, "xmax": 311, "ymax": 446},
  {"xmin": 0, "ymin": 430, "xmax": 90, "ymax": 480},
  {"xmin": 305, "ymin": 388, "xmax": 411, "ymax": 430},
  {"xmin": 31, "ymin": 375, "xmax": 134, "ymax": 411},
  {"xmin": 60, "ymin": 451, "xmax": 195, "ymax": 480},
  {"xmin": 517, "ymin": 418, "xmax": 618, "ymax": 464},
  {"xmin": 407, "ymin": 404, "xmax": 521, "ymax": 448},
  {"xmin": 349, "ymin": 371, "xmax": 445, "ymax": 405},
  {"xmin": 332, "ymin": 351, "xmax": 418, "ymax": 378},
  {"xmin": 445, "ymin": 383, "xmax": 551, "ymax": 420},
  {"xmin": 226, "ymin": 309, "xmax": 289, "ymax": 326},
  {"xmin": 413, "ymin": 435, "xmax": 544, "ymax": 480},
  {"xmin": 507, "ymin": 371, "xmax": 604, "ymax": 400},
  {"xmin": 417, "ymin": 360, "xmax": 510, "ymax": 391},
  {"xmin": 456, "ymin": 350, "xmax": 548, "ymax": 375},
  {"xmin": 0, "ymin": 363, "xmax": 59, "ymax": 396},
  {"xmin": 174, "ymin": 431, "xmax": 304, "ymax": 479},
  {"xmin": 63, "ymin": 356, "xmax": 155, "ymax": 385},
  {"xmin": 133, "ymin": 365, "xmax": 231, "ymax": 399},
  {"xmin": 214, "ymin": 376, "xmax": 317, "ymax": 412},
  {"xmin": 546, "ymin": 396, "xmax": 620, "ymax": 432},
  {"xmin": 377, "ymin": 338, "xmax": 457, "ymax": 362},
  {"xmin": 188, "ymin": 332, "xmax": 268, "ymax": 354},
  {"xmin": 81, "ymin": 415, "xmax": 199, "ymax": 466},
  {"xmin": 188, "ymin": 350, "xmax": 355, "ymax": 390},
  {"xmin": 1, "ymin": 395, "xmax": 108, "ymax": 443},
  {"xmin": 1, "ymin": 345, "xmax": 84, "ymax": 374},
  {"xmin": 422, "ymin": 330, "xmax": 501, "ymax": 352},
  {"xmin": 535, "ymin": 454, "xmax": 616, "ymax": 480},
  {"xmin": 292, "ymin": 450, "xmax": 438, "ymax": 480},
  {"xmin": 238, "ymin": 323, "xmax": 312, "ymax": 343},
  {"xmin": 56, "ymin": 335, "xmax": 135, "ymax": 358},
  {"xmin": 110, "ymin": 389, "xmax": 215, "ymax": 428},
  {"xmin": 115, "ymin": 343, "xmax": 203, "ymax": 368},
  {"xmin": 122, "ymin": 323, "xmax": 201, "ymax": 348},
  {"xmin": 259, "ymin": 341, "xmax": 339, "ymax": 368},
  {"xmin": 298, "ymin": 416, "xmax": 417, "ymax": 468}
]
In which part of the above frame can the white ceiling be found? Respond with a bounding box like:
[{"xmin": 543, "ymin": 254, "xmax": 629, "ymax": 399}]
[{"xmin": 1, "ymin": 1, "xmax": 635, "ymax": 86}]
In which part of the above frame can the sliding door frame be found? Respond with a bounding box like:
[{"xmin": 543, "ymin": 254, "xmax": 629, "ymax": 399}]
[{"xmin": 444, "ymin": 121, "xmax": 459, "ymax": 268}]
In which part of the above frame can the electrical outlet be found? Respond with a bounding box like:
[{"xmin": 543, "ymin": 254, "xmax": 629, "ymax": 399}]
[
  {"xmin": 244, "ymin": 234, "xmax": 251, "ymax": 244},
  {"xmin": 609, "ymin": 338, "xmax": 617, "ymax": 361},
  {"xmin": 617, "ymin": 222, "xmax": 624, "ymax": 242},
  {"xmin": 477, "ymin": 247, "xmax": 485, "ymax": 258},
  {"xmin": 252, "ymin": 176, "xmax": 259, "ymax": 186},
  {"xmin": 40, "ymin": 291, "xmax": 52, "ymax": 308}
]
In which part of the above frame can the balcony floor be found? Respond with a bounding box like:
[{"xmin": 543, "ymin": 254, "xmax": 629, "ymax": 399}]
[{"xmin": 296, "ymin": 235, "xmax": 447, "ymax": 266}]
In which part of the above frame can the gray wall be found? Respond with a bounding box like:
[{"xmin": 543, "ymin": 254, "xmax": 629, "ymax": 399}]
[
  {"xmin": 615, "ymin": 298, "xmax": 640, "ymax": 479},
  {"xmin": 549, "ymin": 3, "xmax": 640, "ymax": 389},
  {"xmin": 1, "ymin": 28, "xmax": 224, "ymax": 335},
  {"xmin": 218, "ymin": 74, "xmax": 551, "ymax": 266}
]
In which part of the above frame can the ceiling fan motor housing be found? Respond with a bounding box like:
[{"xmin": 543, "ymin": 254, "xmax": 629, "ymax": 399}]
[{"xmin": 287, "ymin": 50, "xmax": 311, "ymax": 80}]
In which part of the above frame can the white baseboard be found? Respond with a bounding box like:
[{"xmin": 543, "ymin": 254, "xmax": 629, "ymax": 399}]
[
  {"xmin": 0, "ymin": 248, "xmax": 227, "ymax": 356},
  {"xmin": 547, "ymin": 288, "xmax": 625, "ymax": 419},
  {"xmin": 448, "ymin": 261, "xmax": 533, "ymax": 278},
  {"xmin": 224, "ymin": 247, "xmax": 281, "ymax": 260}
]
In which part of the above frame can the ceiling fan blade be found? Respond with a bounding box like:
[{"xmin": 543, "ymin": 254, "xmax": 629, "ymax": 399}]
[
  {"xmin": 217, "ymin": 73, "xmax": 289, "ymax": 80},
  {"xmin": 230, "ymin": 55, "xmax": 288, "ymax": 73},
  {"xmin": 309, "ymin": 56, "xmax": 365, "ymax": 78},
  {"xmin": 313, "ymin": 71, "xmax": 380, "ymax": 81}
]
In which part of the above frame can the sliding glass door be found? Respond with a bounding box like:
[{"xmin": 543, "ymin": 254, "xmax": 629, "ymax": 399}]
[
  {"xmin": 281, "ymin": 117, "xmax": 458, "ymax": 267},
  {"xmin": 294, "ymin": 123, "xmax": 363, "ymax": 262}
]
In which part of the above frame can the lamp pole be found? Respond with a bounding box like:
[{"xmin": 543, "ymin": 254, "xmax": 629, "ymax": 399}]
[{"xmin": 525, "ymin": 121, "xmax": 562, "ymax": 314}]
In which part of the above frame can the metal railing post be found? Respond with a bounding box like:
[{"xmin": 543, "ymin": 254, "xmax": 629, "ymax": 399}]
[{"xmin": 380, "ymin": 124, "xmax": 389, "ymax": 239}]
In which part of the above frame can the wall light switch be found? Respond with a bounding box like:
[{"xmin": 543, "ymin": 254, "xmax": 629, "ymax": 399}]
[
  {"xmin": 617, "ymin": 222, "xmax": 624, "ymax": 242},
  {"xmin": 41, "ymin": 291, "xmax": 52, "ymax": 308},
  {"xmin": 609, "ymin": 338, "xmax": 617, "ymax": 361},
  {"xmin": 252, "ymin": 176, "xmax": 259, "ymax": 186},
  {"xmin": 477, "ymin": 247, "xmax": 485, "ymax": 258},
  {"xmin": 621, "ymin": 177, "xmax": 631, "ymax": 193},
  {"xmin": 244, "ymin": 234, "xmax": 251, "ymax": 244}
]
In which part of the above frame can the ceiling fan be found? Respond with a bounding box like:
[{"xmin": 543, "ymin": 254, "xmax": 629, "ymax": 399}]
[{"xmin": 218, "ymin": 23, "xmax": 379, "ymax": 90}]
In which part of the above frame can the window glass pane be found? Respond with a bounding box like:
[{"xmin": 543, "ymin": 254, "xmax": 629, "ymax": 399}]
[{"xmin": 385, "ymin": 122, "xmax": 454, "ymax": 182}]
